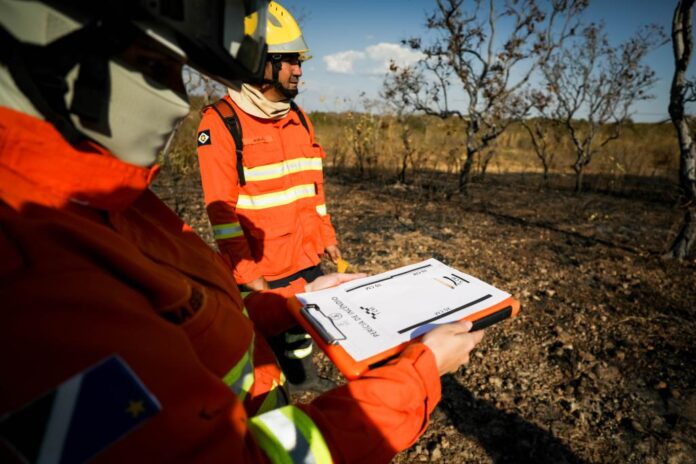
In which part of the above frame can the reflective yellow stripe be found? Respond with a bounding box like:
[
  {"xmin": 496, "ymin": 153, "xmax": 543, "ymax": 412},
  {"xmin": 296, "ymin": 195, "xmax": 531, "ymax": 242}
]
[
  {"xmin": 315, "ymin": 204, "xmax": 327, "ymax": 216},
  {"xmin": 213, "ymin": 222, "xmax": 244, "ymax": 239},
  {"xmin": 237, "ymin": 184, "xmax": 316, "ymax": 210},
  {"xmin": 249, "ymin": 405, "xmax": 333, "ymax": 464},
  {"xmin": 257, "ymin": 388, "xmax": 279, "ymax": 416},
  {"xmin": 256, "ymin": 379, "xmax": 289, "ymax": 415},
  {"xmin": 244, "ymin": 157, "xmax": 323, "ymax": 182},
  {"xmin": 223, "ymin": 334, "xmax": 255, "ymax": 401}
]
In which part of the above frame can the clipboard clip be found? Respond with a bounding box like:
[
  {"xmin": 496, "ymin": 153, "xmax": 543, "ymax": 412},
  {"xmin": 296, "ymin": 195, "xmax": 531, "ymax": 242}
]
[{"xmin": 300, "ymin": 304, "xmax": 347, "ymax": 346}]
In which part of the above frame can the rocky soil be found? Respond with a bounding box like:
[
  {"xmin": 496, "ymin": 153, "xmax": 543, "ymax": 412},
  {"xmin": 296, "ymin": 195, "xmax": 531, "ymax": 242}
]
[{"xmin": 153, "ymin": 168, "xmax": 696, "ymax": 464}]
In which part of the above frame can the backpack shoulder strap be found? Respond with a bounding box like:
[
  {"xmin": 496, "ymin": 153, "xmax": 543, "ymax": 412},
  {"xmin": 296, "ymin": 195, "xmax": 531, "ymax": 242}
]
[
  {"xmin": 290, "ymin": 100, "xmax": 310, "ymax": 136},
  {"xmin": 208, "ymin": 98, "xmax": 246, "ymax": 186}
]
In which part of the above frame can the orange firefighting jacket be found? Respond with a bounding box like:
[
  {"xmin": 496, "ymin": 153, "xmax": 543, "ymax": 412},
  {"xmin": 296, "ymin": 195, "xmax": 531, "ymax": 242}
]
[
  {"xmin": 0, "ymin": 107, "xmax": 441, "ymax": 463},
  {"xmin": 197, "ymin": 95, "xmax": 337, "ymax": 284}
]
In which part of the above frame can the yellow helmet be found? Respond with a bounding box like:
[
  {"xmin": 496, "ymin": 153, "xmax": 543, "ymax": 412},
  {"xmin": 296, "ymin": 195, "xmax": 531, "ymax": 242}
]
[{"xmin": 261, "ymin": 1, "xmax": 310, "ymax": 60}]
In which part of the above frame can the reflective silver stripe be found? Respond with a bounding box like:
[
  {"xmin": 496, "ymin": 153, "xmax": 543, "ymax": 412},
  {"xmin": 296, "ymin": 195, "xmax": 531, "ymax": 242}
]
[
  {"xmin": 315, "ymin": 204, "xmax": 327, "ymax": 216},
  {"xmin": 249, "ymin": 406, "xmax": 332, "ymax": 464},
  {"xmin": 244, "ymin": 157, "xmax": 322, "ymax": 182},
  {"xmin": 37, "ymin": 374, "xmax": 82, "ymax": 464},
  {"xmin": 270, "ymin": 34, "xmax": 310, "ymax": 54},
  {"xmin": 284, "ymin": 343, "xmax": 313, "ymax": 359},
  {"xmin": 237, "ymin": 184, "xmax": 316, "ymax": 210},
  {"xmin": 212, "ymin": 222, "xmax": 244, "ymax": 239},
  {"xmin": 223, "ymin": 334, "xmax": 255, "ymax": 401},
  {"xmin": 285, "ymin": 332, "xmax": 311, "ymax": 343}
]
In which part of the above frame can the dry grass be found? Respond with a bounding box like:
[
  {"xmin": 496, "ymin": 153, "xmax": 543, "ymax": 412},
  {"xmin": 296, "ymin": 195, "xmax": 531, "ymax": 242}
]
[
  {"xmin": 163, "ymin": 108, "xmax": 680, "ymax": 195},
  {"xmin": 312, "ymin": 113, "xmax": 680, "ymax": 185}
]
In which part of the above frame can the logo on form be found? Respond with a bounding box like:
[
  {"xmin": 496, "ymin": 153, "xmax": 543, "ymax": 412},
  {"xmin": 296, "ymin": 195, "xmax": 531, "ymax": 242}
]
[{"xmin": 359, "ymin": 306, "xmax": 380, "ymax": 320}]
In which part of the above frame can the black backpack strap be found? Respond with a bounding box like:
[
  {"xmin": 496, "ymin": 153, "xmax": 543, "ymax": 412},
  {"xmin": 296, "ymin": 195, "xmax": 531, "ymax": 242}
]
[
  {"xmin": 208, "ymin": 99, "xmax": 310, "ymax": 186},
  {"xmin": 209, "ymin": 98, "xmax": 246, "ymax": 186},
  {"xmin": 290, "ymin": 100, "xmax": 310, "ymax": 136}
]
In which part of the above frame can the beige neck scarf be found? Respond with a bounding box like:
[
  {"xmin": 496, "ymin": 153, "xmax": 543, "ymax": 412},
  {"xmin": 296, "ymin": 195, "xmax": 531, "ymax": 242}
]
[{"xmin": 228, "ymin": 83, "xmax": 291, "ymax": 120}]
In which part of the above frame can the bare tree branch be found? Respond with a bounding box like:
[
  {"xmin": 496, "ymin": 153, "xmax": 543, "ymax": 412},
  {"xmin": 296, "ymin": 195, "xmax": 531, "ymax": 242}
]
[
  {"xmin": 383, "ymin": 0, "xmax": 587, "ymax": 192},
  {"xmin": 542, "ymin": 22, "xmax": 665, "ymax": 192}
]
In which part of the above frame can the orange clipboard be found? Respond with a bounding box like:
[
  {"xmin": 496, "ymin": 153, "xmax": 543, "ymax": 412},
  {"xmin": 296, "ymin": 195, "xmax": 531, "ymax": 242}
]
[{"xmin": 288, "ymin": 294, "xmax": 520, "ymax": 380}]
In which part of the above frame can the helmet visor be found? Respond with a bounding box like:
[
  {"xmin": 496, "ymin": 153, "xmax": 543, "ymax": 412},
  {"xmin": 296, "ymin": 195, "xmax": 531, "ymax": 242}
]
[
  {"xmin": 136, "ymin": 0, "xmax": 270, "ymax": 86},
  {"xmin": 223, "ymin": 0, "xmax": 267, "ymax": 80}
]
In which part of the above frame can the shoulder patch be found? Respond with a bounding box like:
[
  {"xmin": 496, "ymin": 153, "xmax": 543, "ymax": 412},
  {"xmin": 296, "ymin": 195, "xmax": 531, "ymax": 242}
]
[
  {"xmin": 197, "ymin": 129, "xmax": 212, "ymax": 146},
  {"xmin": 0, "ymin": 356, "xmax": 160, "ymax": 463}
]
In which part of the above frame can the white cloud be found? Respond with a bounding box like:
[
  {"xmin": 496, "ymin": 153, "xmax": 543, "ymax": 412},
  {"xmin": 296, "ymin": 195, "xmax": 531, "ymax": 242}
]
[
  {"xmin": 365, "ymin": 42, "xmax": 424, "ymax": 73},
  {"xmin": 323, "ymin": 42, "xmax": 424, "ymax": 76},
  {"xmin": 323, "ymin": 50, "xmax": 365, "ymax": 74}
]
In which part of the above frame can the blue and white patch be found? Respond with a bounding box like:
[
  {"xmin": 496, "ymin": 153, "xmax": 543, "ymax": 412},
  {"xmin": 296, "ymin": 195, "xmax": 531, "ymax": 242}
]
[
  {"xmin": 0, "ymin": 356, "xmax": 160, "ymax": 464},
  {"xmin": 197, "ymin": 129, "xmax": 211, "ymax": 146}
]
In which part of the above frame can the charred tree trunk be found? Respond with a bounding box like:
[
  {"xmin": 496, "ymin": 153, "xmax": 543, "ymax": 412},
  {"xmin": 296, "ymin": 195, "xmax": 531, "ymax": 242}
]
[
  {"xmin": 398, "ymin": 124, "xmax": 414, "ymax": 184},
  {"xmin": 573, "ymin": 154, "xmax": 587, "ymax": 193},
  {"xmin": 667, "ymin": 0, "xmax": 696, "ymax": 259},
  {"xmin": 574, "ymin": 167, "xmax": 584, "ymax": 193},
  {"xmin": 478, "ymin": 150, "xmax": 495, "ymax": 181},
  {"xmin": 459, "ymin": 146, "xmax": 476, "ymax": 193}
]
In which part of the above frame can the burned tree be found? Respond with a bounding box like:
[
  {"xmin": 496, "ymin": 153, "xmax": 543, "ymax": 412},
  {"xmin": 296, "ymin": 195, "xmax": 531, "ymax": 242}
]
[
  {"xmin": 383, "ymin": 0, "xmax": 586, "ymax": 193},
  {"xmin": 520, "ymin": 90, "xmax": 562, "ymax": 185},
  {"xmin": 666, "ymin": 0, "xmax": 696, "ymax": 260},
  {"xmin": 542, "ymin": 23, "xmax": 664, "ymax": 193}
]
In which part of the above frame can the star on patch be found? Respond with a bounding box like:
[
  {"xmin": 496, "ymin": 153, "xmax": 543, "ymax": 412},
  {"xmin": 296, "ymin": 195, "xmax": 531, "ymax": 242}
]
[
  {"xmin": 126, "ymin": 400, "xmax": 146, "ymax": 418},
  {"xmin": 0, "ymin": 356, "xmax": 160, "ymax": 463},
  {"xmin": 197, "ymin": 129, "xmax": 211, "ymax": 146}
]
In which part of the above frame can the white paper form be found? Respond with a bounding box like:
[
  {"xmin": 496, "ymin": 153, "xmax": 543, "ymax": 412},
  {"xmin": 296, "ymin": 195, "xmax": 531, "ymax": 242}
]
[{"xmin": 295, "ymin": 258, "xmax": 511, "ymax": 362}]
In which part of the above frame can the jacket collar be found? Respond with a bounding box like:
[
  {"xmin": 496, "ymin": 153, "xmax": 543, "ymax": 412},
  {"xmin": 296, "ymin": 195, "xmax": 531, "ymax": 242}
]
[{"xmin": 0, "ymin": 106, "xmax": 158, "ymax": 212}]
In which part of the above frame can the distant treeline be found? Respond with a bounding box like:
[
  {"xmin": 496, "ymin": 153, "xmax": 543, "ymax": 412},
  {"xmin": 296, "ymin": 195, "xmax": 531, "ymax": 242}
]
[
  {"xmin": 162, "ymin": 107, "xmax": 680, "ymax": 199},
  {"xmin": 309, "ymin": 111, "xmax": 679, "ymax": 184}
]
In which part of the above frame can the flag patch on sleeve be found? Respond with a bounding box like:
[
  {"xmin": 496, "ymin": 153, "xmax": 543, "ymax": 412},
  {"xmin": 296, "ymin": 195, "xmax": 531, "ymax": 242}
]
[
  {"xmin": 197, "ymin": 129, "xmax": 211, "ymax": 146},
  {"xmin": 0, "ymin": 356, "xmax": 161, "ymax": 464}
]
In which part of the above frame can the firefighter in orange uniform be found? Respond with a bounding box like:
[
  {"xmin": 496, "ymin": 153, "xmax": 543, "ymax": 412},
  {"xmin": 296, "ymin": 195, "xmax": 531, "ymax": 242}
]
[
  {"xmin": 196, "ymin": 2, "xmax": 342, "ymax": 389},
  {"xmin": 0, "ymin": 0, "xmax": 485, "ymax": 463}
]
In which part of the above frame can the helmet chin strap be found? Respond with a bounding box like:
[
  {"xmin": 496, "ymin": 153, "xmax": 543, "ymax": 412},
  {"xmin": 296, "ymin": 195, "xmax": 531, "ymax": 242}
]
[{"xmin": 268, "ymin": 54, "xmax": 297, "ymax": 100}]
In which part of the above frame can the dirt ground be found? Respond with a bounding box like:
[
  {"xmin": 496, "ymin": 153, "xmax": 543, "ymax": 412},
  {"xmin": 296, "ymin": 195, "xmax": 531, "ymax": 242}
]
[{"xmin": 152, "ymin": 168, "xmax": 696, "ymax": 464}]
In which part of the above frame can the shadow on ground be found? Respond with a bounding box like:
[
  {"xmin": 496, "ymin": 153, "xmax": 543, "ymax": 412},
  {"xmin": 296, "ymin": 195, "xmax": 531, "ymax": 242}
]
[{"xmin": 440, "ymin": 374, "xmax": 587, "ymax": 464}]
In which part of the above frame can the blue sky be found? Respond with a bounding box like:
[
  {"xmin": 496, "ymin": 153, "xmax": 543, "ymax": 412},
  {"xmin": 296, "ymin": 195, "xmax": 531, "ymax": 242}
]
[{"xmin": 285, "ymin": 0, "xmax": 684, "ymax": 122}]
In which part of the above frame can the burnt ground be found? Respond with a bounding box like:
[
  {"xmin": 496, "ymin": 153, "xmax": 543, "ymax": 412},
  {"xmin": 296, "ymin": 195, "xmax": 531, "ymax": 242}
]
[{"xmin": 152, "ymin": 167, "xmax": 696, "ymax": 464}]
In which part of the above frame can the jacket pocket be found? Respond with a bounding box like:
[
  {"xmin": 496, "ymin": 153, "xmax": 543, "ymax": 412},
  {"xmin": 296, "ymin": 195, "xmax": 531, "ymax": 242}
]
[
  {"xmin": 242, "ymin": 142, "xmax": 283, "ymax": 169},
  {"xmin": 246, "ymin": 221, "xmax": 299, "ymax": 277}
]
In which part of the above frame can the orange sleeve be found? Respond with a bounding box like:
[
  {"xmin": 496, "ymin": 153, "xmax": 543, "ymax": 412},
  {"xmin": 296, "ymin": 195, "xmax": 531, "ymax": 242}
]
[
  {"xmin": 196, "ymin": 108, "xmax": 263, "ymax": 284},
  {"xmin": 303, "ymin": 343, "xmax": 442, "ymax": 463}
]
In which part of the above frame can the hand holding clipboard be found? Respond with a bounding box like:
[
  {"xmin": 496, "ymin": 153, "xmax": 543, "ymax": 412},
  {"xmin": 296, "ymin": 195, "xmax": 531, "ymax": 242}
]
[{"xmin": 291, "ymin": 259, "xmax": 520, "ymax": 379}]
